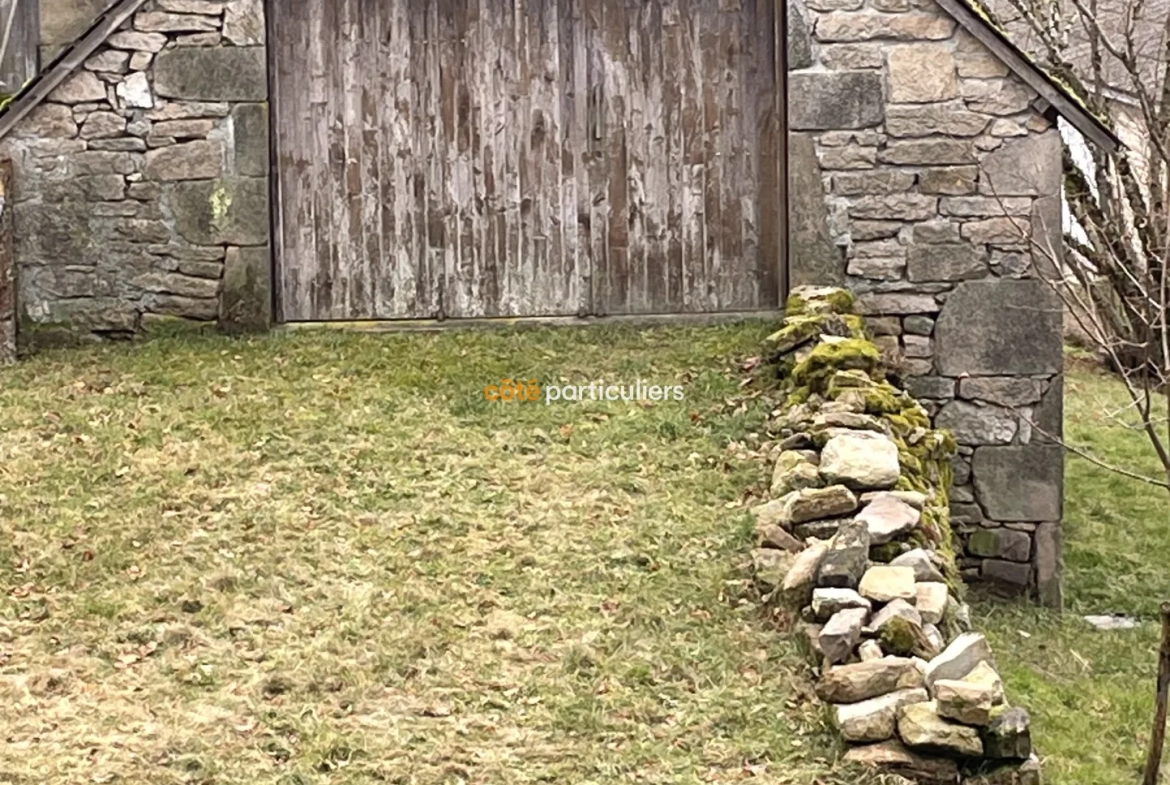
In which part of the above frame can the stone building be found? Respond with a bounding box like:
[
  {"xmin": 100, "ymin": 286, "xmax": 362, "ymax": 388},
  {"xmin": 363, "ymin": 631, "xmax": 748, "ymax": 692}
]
[{"xmin": 0, "ymin": 0, "xmax": 1120, "ymax": 605}]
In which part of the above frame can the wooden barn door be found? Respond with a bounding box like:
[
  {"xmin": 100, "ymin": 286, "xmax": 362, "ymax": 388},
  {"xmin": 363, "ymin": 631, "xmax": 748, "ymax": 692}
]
[
  {"xmin": 590, "ymin": 0, "xmax": 782, "ymax": 315},
  {"xmin": 271, "ymin": 0, "xmax": 782, "ymax": 322}
]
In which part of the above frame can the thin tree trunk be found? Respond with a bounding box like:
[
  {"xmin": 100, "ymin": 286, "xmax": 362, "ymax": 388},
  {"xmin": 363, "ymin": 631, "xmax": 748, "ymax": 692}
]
[{"xmin": 1144, "ymin": 602, "xmax": 1170, "ymax": 785}]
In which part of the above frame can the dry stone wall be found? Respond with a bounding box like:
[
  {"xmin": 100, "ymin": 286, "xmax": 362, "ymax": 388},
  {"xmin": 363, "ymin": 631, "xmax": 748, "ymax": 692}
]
[
  {"xmin": 1, "ymin": 0, "xmax": 270, "ymax": 345},
  {"xmin": 751, "ymin": 286, "xmax": 1040, "ymax": 784},
  {"xmin": 785, "ymin": 0, "xmax": 1065, "ymax": 605}
]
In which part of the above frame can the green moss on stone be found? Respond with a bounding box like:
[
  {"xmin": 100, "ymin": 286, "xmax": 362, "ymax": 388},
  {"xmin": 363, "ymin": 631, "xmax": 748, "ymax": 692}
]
[
  {"xmin": 869, "ymin": 542, "xmax": 905, "ymax": 563},
  {"xmin": 785, "ymin": 288, "xmax": 856, "ymax": 317},
  {"xmin": 759, "ymin": 286, "xmax": 965, "ymax": 602},
  {"xmin": 791, "ymin": 339, "xmax": 883, "ymax": 394},
  {"xmin": 878, "ymin": 616, "xmax": 920, "ymax": 657}
]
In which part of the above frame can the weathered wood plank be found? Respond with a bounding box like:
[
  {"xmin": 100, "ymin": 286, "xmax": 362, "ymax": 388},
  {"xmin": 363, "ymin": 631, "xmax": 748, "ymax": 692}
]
[
  {"xmin": 0, "ymin": 0, "xmax": 38, "ymax": 96},
  {"xmin": 585, "ymin": 0, "xmax": 608, "ymax": 316},
  {"xmin": 679, "ymin": 0, "xmax": 704, "ymax": 313},
  {"xmin": 663, "ymin": 0, "xmax": 685, "ymax": 308},
  {"xmin": 0, "ymin": 156, "xmax": 15, "ymax": 362},
  {"xmin": 273, "ymin": 0, "xmax": 783, "ymax": 322},
  {"xmin": 756, "ymin": 0, "xmax": 784, "ymax": 305}
]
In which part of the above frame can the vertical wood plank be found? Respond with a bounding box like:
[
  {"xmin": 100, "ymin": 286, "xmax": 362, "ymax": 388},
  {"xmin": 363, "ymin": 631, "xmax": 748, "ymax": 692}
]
[
  {"xmin": 700, "ymin": 0, "xmax": 723, "ymax": 313},
  {"xmin": 0, "ymin": 156, "xmax": 15, "ymax": 362},
  {"xmin": 643, "ymin": 2, "xmax": 669, "ymax": 312},
  {"xmin": 663, "ymin": 0, "xmax": 685, "ymax": 309},
  {"xmin": 755, "ymin": 0, "xmax": 783, "ymax": 307},
  {"xmin": 602, "ymin": 0, "xmax": 629, "ymax": 314},
  {"xmin": 569, "ymin": 0, "xmax": 593, "ymax": 316},
  {"xmin": 680, "ymin": 0, "xmax": 705, "ymax": 313},
  {"xmin": 585, "ymin": 0, "xmax": 608, "ymax": 316},
  {"xmin": 623, "ymin": 0, "xmax": 646, "ymax": 314}
]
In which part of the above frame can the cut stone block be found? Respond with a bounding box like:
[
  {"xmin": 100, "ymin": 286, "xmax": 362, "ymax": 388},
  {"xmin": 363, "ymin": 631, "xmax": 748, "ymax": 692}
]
[
  {"xmin": 934, "ymin": 280, "xmax": 1062, "ymax": 376},
  {"xmin": 972, "ymin": 445, "xmax": 1063, "ymax": 521}
]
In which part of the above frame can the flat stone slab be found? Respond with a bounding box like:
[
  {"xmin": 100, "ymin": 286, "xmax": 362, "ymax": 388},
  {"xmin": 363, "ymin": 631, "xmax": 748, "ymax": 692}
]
[
  {"xmin": 916, "ymin": 581, "xmax": 949, "ymax": 625},
  {"xmin": 897, "ymin": 700, "xmax": 984, "ymax": 757},
  {"xmin": 843, "ymin": 740, "xmax": 961, "ymax": 783},
  {"xmin": 816, "ymin": 656, "xmax": 924, "ymax": 704},
  {"xmin": 817, "ymin": 519, "xmax": 870, "ymax": 589},
  {"xmin": 982, "ymin": 707, "xmax": 1033, "ymax": 760},
  {"xmin": 1083, "ymin": 614, "xmax": 1139, "ymax": 631},
  {"xmin": 775, "ymin": 485, "xmax": 860, "ymax": 526},
  {"xmin": 782, "ymin": 539, "xmax": 831, "ymax": 599},
  {"xmin": 859, "ymin": 565, "xmax": 917, "ymax": 603},
  {"xmin": 925, "ymin": 632, "xmax": 994, "ymax": 689},
  {"xmin": 836, "ymin": 688, "xmax": 930, "ymax": 743},
  {"xmin": 866, "ymin": 598, "xmax": 922, "ymax": 637},
  {"xmin": 934, "ymin": 678, "xmax": 997, "ymax": 726},
  {"xmin": 812, "ymin": 587, "xmax": 873, "ymax": 621},
  {"xmin": 857, "ymin": 494, "xmax": 921, "ymax": 544},
  {"xmin": 890, "ymin": 548, "xmax": 947, "ymax": 582}
]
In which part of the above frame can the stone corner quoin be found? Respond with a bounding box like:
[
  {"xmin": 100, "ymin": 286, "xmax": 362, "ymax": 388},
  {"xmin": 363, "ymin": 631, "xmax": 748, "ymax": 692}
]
[
  {"xmin": 785, "ymin": 0, "xmax": 1067, "ymax": 605},
  {"xmin": 1, "ymin": 0, "xmax": 271, "ymax": 345}
]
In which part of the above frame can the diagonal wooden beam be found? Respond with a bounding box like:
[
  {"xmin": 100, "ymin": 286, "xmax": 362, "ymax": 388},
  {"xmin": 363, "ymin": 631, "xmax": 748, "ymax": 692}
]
[
  {"xmin": 935, "ymin": 0, "xmax": 1122, "ymax": 153},
  {"xmin": 0, "ymin": 0, "xmax": 150, "ymax": 140}
]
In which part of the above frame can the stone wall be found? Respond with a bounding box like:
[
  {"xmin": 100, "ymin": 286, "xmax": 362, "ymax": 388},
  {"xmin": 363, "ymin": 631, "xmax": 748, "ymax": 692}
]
[
  {"xmin": 1, "ymin": 0, "xmax": 271, "ymax": 344},
  {"xmin": 752, "ymin": 287, "xmax": 1039, "ymax": 784},
  {"xmin": 785, "ymin": 0, "xmax": 1065, "ymax": 606}
]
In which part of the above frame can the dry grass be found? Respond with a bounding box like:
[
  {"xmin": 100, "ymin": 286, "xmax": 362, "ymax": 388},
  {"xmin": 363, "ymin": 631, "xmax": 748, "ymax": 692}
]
[{"xmin": 0, "ymin": 324, "xmax": 870, "ymax": 785}]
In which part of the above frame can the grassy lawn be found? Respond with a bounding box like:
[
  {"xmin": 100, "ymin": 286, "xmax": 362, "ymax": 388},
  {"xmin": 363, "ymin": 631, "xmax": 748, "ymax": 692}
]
[
  {"xmin": 0, "ymin": 323, "xmax": 857, "ymax": 785},
  {"xmin": 975, "ymin": 361, "xmax": 1170, "ymax": 784},
  {"xmin": 0, "ymin": 323, "xmax": 1165, "ymax": 785}
]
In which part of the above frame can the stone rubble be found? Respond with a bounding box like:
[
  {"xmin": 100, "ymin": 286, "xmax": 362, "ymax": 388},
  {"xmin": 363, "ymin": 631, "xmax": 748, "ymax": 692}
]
[{"xmin": 750, "ymin": 288, "xmax": 1040, "ymax": 783}]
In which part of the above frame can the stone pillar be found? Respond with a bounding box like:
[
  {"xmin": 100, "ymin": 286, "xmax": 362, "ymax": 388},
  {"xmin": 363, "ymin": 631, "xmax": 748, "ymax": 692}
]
[{"xmin": 782, "ymin": 0, "xmax": 1067, "ymax": 605}]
